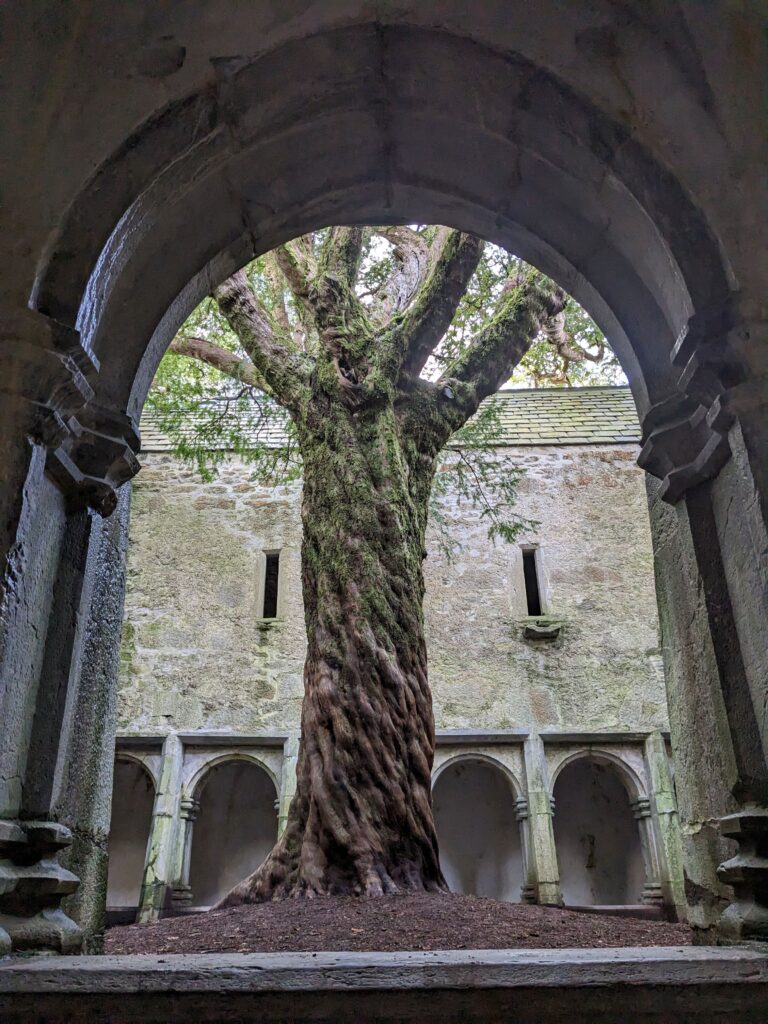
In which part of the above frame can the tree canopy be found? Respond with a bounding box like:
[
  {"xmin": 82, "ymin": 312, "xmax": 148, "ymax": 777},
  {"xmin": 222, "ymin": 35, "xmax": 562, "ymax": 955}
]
[{"xmin": 148, "ymin": 227, "xmax": 621, "ymax": 550}]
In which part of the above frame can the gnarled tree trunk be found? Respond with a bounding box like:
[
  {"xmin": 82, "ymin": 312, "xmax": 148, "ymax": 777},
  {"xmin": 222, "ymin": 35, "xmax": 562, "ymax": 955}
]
[
  {"xmin": 219, "ymin": 400, "xmax": 444, "ymax": 902},
  {"xmin": 200, "ymin": 230, "xmax": 564, "ymax": 905}
]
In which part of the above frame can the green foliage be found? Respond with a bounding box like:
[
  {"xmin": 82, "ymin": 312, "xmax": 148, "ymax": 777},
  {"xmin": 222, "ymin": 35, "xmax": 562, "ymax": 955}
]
[
  {"xmin": 429, "ymin": 398, "xmax": 539, "ymax": 559},
  {"xmin": 146, "ymin": 228, "xmax": 621, "ymax": 551}
]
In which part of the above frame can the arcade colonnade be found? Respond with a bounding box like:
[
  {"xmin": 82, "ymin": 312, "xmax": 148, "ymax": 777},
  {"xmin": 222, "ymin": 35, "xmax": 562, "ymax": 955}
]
[
  {"xmin": 106, "ymin": 732, "xmax": 682, "ymax": 919},
  {"xmin": 0, "ymin": 3, "xmax": 766, "ymax": 952}
]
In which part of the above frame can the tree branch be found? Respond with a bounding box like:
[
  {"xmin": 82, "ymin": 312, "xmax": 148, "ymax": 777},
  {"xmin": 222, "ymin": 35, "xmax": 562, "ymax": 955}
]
[
  {"xmin": 169, "ymin": 335, "xmax": 273, "ymax": 396},
  {"xmin": 318, "ymin": 226, "xmax": 366, "ymax": 288},
  {"xmin": 398, "ymin": 231, "xmax": 485, "ymax": 381},
  {"xmin": 540, "ymin": 310, "xmax": 605, "ymax": 364},
  {"xmin": 444, "ymin": 271, "xmax": 566, "ymax": 409},
  {"xmin": 213, "ymin": 270, "xmax": 313, "ymax": 413},
  {"xmin": 369, "ymin": 226, "xmax": 431, "ymax": 323}
]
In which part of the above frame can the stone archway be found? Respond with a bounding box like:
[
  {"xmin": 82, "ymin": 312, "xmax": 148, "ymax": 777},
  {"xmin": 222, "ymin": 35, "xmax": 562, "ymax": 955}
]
[
  {"xmin": 188, "ymin": 760, "xmax": 278, "ymax": 909},
  {"xmin": 433, "ymin": 757, "xmax": 525, "ymax": 902},
  {"xmin": 1, "ymin": 4, "xmax": 766, "ymax": 951},
  {"xmin": 552, "ymin": 758, "xmax": 646, "ymax": 907},
  {"xmin": 105, "ymin": 759, "xmax": 155, "ymax": 922}
]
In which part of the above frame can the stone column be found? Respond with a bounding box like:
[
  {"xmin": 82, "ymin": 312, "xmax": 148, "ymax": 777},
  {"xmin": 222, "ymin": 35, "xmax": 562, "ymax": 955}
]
[
  {"xmin": 277, "ymin": 733, "xmax": 300, "ymax": 836},
  {"xmin": 631, "ymin": 798, "xmax": 664, "ymax": 907},
  {"xmin": 641, "ymin": 326, "xmax": 768, "ymax": 939},
  {"xmin": 522, "ymin": 735, "xmax": 562, "ymax": 905},
  {"xmin": 169, "ymin": 797, "xmax": 199, "ymax": 912},
  {"xmin": 514, "ymin": 797, "xmax": 536, "ymax": 903},
  {"xmin": 644, "ymin": 731, "xmax": 687, "ymax": 919},
  {"xmin": 138, "ymin": 733, "xmax": 184, "ymax": 923},
  {"xmin": 0, "ymin": 308, "xmax": 141, "ymax": 953}
]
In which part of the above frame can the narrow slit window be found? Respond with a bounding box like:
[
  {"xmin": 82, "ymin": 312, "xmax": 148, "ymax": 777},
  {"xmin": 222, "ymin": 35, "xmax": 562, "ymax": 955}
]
[
  {"xmin": 262, "ymin": 552, "xmax": 280, "ymax": 619},
  {"xmin": 522, "ymin": 548, "xmax": 542, "ymax": 616}
]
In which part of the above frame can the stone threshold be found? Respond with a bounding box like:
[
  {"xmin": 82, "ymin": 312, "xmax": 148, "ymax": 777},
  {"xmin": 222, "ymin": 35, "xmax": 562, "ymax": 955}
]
[{"xmin": 1, "ymin": 946, "xmax": 767, "ymax": 1023}]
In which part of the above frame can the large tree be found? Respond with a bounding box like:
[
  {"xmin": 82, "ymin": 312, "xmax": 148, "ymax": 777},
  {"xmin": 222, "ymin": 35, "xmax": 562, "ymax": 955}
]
[{"xmin": 152, "ymin": 226, "xmax": 610, "ymax": 902}]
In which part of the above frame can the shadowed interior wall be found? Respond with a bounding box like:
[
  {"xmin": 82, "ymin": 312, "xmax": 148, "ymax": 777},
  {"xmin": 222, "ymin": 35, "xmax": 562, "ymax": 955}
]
[
  {"xmin": 106, "ymin": 760, "xmax": 154, "ymax": 908},
  {"xmin": 189, "ymin": 761, "xmax": 278, "ymax": 907},
  {"xmin": 433, "ymin": 760, "xmax": 523, "ymax": 902},
  {"xmin": 553, "ymin": 760, "xmax": 645, "ymax": 905}
]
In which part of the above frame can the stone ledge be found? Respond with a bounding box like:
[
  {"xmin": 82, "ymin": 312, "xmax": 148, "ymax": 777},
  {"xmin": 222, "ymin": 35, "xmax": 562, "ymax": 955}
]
[{"xmin": 1, "ymin": 947, "xmax": 766, "ymax": 1022}]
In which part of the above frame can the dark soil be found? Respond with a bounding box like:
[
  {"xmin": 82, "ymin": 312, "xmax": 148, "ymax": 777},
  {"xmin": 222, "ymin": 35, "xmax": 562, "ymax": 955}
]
[{"xmin": 106, "ymin": 893, "xmax": 692, "ymax": 954}]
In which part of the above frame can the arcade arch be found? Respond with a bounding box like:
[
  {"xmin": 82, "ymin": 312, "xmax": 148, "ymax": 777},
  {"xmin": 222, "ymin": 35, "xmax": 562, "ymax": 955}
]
[
  {"xmin": 188, "ymin": 758, "xmax": 278, "ymax": 909},
  {"xmin": 433, "ymin": 756, "xmax": 525, "ymax": 902},
  {"xmin": 552, "ymin": 756, "xmax": 646, "ymax": 907},
  {"xmin": 105, "ymin": 757, "xmax": 155, "ymax": 917}
]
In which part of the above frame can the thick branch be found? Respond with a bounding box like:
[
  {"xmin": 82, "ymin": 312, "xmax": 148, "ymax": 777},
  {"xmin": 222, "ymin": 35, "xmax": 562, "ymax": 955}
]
[
  {"xmin": 214, "ymin": 270, "xmax": 312, "ymax": 412},
  {"xmin": 169, "ymin": 335, "xmax": 272, "ymax": 396},
  {"xmin": 398, "ymin": 231, "xmax": 485, "ymax": 380},
  {"xmin": 541, "ymin": 310, "xmax": 605, "ymax": 364},
  {"xmin": 319, "ymin": 226, "xmax": 366, "ymax": 288},
  {"xmin": 369, "ymin": 226, "xmax": 431, "ymax": 323},
  {"xmin": 446, "ymin": 272, "xmax": 566, "ymax": 407}
]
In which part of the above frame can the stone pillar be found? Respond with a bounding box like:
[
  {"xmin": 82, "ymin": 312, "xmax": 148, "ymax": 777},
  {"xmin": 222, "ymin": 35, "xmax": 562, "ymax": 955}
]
[
  {"xmin": 169, "ymin": 797, "xmax": 199, "ymax": 912},
  {"xmin": 57, "ymin": 487, "xmax": 131, "ymax": 950},
  {"xmin": 138, "ymin": 734, "xmax": 184, "ymax": 923},
  {"xmin": 631, "ymin": 798, "xmax": 664, "ymax": 907},
  {"xmin": 514, "ymin": 797, "xmax": 536, "ymax": 903},
  {"xmin": 0, "ymin": 308, "xmax": 141, "ymax": 953},
  {"xmin": 277, "ymin": 733, "xmax": 300, "ymax": 836},
  {"xmin": 522, "ymin": 735, "xmax": 562, "ymax": 906},
  {"xmin": 644, "ymin": 731, "xmax": 687, "ymax": 920},
  {"xmin": 641, "ymin": 315, "xmax": 768, "ymax": 939}
]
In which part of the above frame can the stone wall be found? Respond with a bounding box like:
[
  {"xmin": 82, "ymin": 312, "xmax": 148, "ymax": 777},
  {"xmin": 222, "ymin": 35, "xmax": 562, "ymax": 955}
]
[{"xmin": 118, "ymin": 443, "xmax": 666, "ymax": 737}]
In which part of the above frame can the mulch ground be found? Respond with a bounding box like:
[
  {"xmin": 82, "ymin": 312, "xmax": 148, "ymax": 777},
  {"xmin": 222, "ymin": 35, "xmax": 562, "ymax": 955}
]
[{"xmin": 106, "ymin": 893, "xmax": 692, "ymax": 954}]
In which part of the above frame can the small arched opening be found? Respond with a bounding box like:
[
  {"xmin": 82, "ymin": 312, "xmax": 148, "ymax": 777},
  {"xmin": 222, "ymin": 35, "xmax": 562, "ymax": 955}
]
[
  {"xmin": 552, "ymin": 756, "xmax": 645, "ymax": 907},
  {"xmin": 189, "ymin": 758, "xmax": 278, "ymax": 908},
  {"xmin": 433, "ymin": 757, "xmax": 524, "ymax": 902},
  {"xmin": 106, "ymin": 757, "xmax": 155, "ymax": 919}
]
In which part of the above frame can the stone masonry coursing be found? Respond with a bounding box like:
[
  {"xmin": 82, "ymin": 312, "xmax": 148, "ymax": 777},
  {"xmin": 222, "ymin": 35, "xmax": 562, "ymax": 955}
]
[{"xmin": 113, "ymin": 388, "xmax": 685, "ymax": 918}]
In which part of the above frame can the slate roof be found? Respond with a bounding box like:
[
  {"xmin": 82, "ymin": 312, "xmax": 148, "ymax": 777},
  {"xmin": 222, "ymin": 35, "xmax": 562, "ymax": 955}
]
[{"xmin": 139, "ymin": 385, "xmax": 640, "ymax": 452}]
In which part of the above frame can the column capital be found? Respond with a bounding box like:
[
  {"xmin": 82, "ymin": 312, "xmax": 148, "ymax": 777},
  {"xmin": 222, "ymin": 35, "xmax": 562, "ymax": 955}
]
[
  {"xmin": 638, "ymin": 392, "xmax": 730, "ymax": 504},
  {"xmin": 0, "ymin": 307, "xmax": 141, "ymax": 516},
  {"xmin": 46, "ymin": 403, "xmax": 141, "ymax": 517},
  {"xmin": 631, "ymin": 797, "xmax": 652, "ymax": 820},
  {"xmin": 180, "ymin": 797, "xmax": 200, "ymax": 821},
  {"xmin": 640, "ymin": 294, "xmax": 768, "ymax": 505}
]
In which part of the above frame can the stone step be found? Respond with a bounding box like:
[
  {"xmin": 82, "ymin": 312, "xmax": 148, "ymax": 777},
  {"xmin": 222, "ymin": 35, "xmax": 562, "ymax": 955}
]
[{"xmin": 1, "ymin": 946, "xmax": 767, "ymax": 1023}]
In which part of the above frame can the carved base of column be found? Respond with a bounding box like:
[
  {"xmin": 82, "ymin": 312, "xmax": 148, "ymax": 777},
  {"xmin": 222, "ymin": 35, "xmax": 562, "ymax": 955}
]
[
  {"xmin": 536, "ymin": 882, "xmax": 563, "ymax": 906},
  {"xmin": 0, "ymin": 819, "xmax": 82, "ymax": 953},
  {"xmin": 169, "ymin": 884, "xmax": 194, "ymax": 913},
  {"xmin": 0, "ymin": 908, "xmax": 82, "ymax": 953},
  {"xmin": 641, "ymin": 883, "xmax": 665, "ymax": 907},
  {"xmin": 717, "ymin": 807, "xmax": 768, "ymax": 942},
  {"xmin": 520, "ymin": 884, "xmax": 537, "ymax": 904}
]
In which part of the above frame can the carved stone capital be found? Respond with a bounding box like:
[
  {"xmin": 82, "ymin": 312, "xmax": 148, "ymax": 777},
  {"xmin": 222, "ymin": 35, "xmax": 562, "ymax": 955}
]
[
  {"xmin": 631, "ymin": 798, "xmax": 652, "ymax": 820},
  {"xmin": 0, "ymin": 308, "xmax": 97, "ymax": 448},
  {"xmin": 638, "ymin": 392, "xmax": 731, "ymax": 504},
  {"xmin": 180, "ymin": 797, "xmax": 200, "ymax": 822},
  {"xmin": 46, "ymin": 403, "xmax": 141, "ymax": 517}
]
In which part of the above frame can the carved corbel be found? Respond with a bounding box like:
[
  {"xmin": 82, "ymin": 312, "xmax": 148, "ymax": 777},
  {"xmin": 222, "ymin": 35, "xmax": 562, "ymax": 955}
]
[
  {"xmin": 637, "ymin": 392, "xmax": 730, "ymax": 504},
  {"xmin": 0, "ymin": 307, "xmax": 97, "ymax": 447},
  {"xmin": 46, "ymin": 403, "xmax": 141, "ymax": 517}
]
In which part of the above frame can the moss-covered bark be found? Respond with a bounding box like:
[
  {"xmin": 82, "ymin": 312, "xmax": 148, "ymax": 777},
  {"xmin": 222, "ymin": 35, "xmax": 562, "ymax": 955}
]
[{"xmin": 219, "ymin": 399, "xmax": 445, "ymax": 900}]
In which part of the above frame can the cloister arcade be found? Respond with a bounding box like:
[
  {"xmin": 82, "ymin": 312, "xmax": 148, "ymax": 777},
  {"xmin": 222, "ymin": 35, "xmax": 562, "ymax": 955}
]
[{"xmin": 106, "ymin": 737, "xmax": 672, "ymax": 921}]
